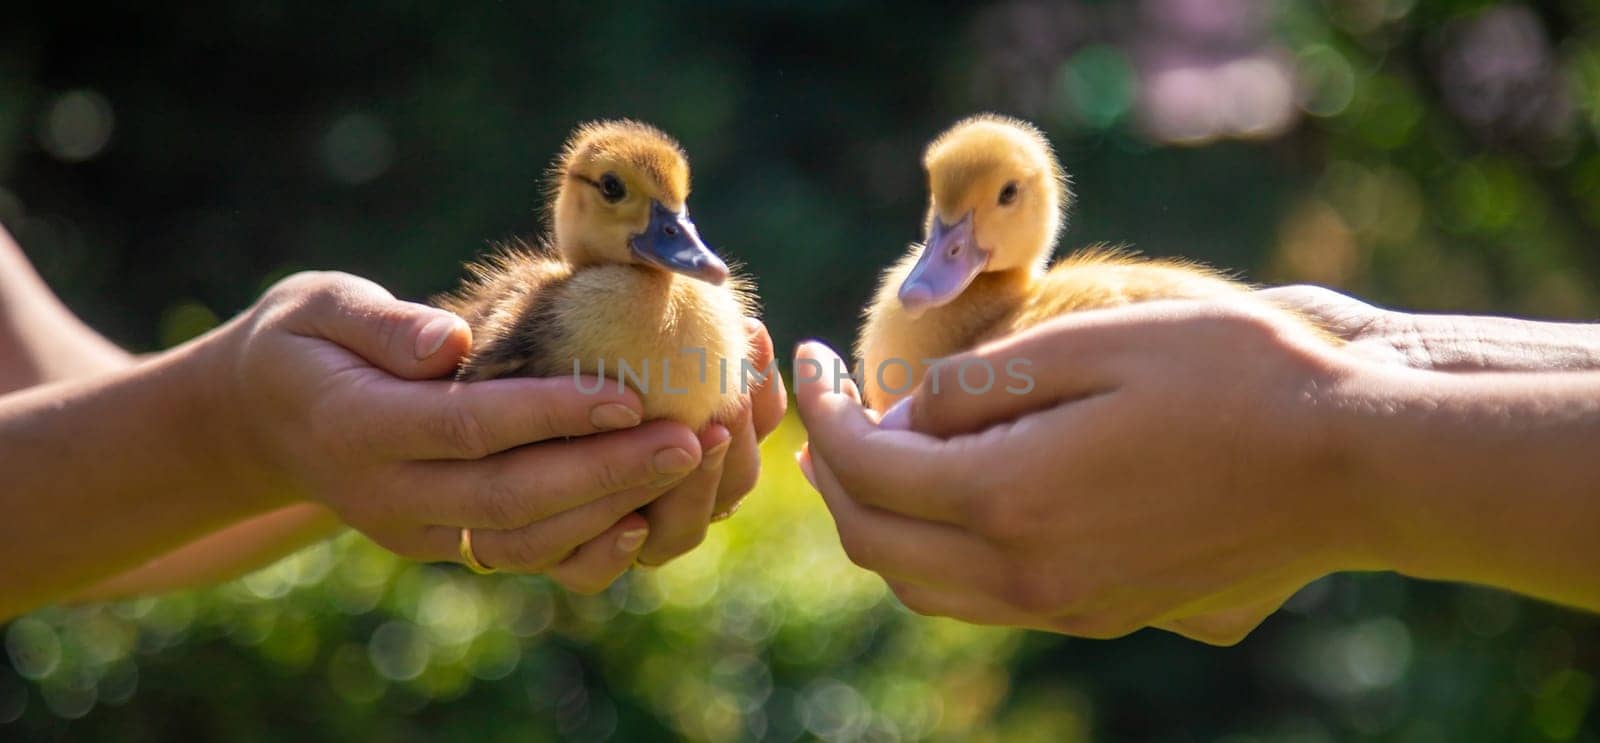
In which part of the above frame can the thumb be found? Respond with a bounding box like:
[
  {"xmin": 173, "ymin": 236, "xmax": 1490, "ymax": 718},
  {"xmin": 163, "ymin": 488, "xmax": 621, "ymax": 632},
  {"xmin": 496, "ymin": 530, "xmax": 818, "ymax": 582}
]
[
  {"xmin": 885, "ymin": 312, "xmax": 1122, "ymax": 438},
  {"xmin": 288, "ymin": 273, "xmax": 472, "ymax": 380}
]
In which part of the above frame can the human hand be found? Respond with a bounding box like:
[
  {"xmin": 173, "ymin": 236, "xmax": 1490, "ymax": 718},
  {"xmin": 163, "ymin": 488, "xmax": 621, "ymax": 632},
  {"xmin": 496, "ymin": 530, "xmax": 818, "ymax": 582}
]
[
  {"xmin": 1261, "ymin": 284, "xmax": 1600, "ymax": 372},
  {"xmin": 633, "ymin": 318, "xmax": 788, "ymax": 566},
  {"xmin": 795, "ymin": 299, "xmax": 1374, "ymax": 645},
  {"xmin": 212, "ymin": 271, "xmax": 709, "ymax": 593}
]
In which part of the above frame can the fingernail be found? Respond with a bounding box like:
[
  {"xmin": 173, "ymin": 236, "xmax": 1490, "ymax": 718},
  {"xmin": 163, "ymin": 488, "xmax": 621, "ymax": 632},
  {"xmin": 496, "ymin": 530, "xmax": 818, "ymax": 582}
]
[
  {"xmin": 841, "ymin": 377, "xmax": 862, "ymax": 404},
  {"xmin": 415, "ymin": 316, "xmax": 460, "ymax": 360},
  {"xmin": 791, "ymin": 340, "xmax": 814, "ymax": 365},
  {"xmin": 653, "ymin": 447, "xmax": 697, "ymax": 476},
  {"xmin": 616, "ymin": 528, "xmax": 648, "ymax": 553},
  {"xmin": 711, "ymin": 497, "xmax": 745, "ymax": 523},
  {"xmin": 701, "ymin": 437, "xmax": 732, "ymax": 471},
  {"xmin": 590, "ymin": 403, "xmax": 642, "ymax": 430},
  {"xmin": 879, "ymin": 397, "xmax": 912, "ymax": 431},
  {"xmin": 796, "ymin": 449, "xmax": 818, "ymax": 490}
]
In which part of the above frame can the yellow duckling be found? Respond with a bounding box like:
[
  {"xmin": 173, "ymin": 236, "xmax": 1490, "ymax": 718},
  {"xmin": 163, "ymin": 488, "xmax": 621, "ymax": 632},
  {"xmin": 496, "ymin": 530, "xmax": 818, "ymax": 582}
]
[
  {"xmin": 858, "ymin": 114, "xmax": 1259, "ymax": 412},
  {"xmin": 438, "ymin": 120, "xmax": 752, "ymax": 429}
]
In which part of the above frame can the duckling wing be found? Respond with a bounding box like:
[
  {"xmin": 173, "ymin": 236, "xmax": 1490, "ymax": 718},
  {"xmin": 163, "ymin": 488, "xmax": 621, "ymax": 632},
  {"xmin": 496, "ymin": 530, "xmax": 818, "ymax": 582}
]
[{"xmin": 435, "ymin": 243, "xmax": 575, "ymax": 381}]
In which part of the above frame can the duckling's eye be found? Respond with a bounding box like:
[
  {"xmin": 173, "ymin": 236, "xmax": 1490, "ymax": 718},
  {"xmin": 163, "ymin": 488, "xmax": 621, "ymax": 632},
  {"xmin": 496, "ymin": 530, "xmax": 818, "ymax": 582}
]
[
  {"xmin": 998, "ymin": 181, "xmax": 1020, "ymax": 206},
  {"xmin": 598, "ymin": 173, "xmax": 626, "ymax": 203}
]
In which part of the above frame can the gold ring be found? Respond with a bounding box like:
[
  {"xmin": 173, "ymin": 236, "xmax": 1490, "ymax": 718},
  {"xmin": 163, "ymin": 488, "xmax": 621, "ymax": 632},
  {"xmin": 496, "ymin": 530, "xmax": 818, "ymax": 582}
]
[{"xmin": 458, "ymin": 528, "xmax": 496, "ymax": 575}]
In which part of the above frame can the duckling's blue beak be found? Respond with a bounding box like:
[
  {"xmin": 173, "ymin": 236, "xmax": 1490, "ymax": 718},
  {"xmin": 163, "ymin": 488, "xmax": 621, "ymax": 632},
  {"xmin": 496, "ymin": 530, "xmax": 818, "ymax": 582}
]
[
  {"xmin": 631, "ymin": 200, "xmax": 729, "ymax": 285},
  {"xmin": 899, "ymin": 211, "xmax": 988, "ymax": 317}
]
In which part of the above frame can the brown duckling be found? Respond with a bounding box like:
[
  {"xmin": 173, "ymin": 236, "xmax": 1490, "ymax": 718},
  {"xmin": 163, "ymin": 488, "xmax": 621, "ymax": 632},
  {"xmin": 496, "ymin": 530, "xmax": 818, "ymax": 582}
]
[{"xmin": 437, "ymin": 120, "xmax": 752, "ymax": 429}]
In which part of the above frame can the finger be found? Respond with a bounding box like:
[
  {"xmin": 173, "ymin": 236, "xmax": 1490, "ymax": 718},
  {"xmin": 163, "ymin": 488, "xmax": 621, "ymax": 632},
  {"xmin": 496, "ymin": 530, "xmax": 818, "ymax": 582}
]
[
  {"xmin": 798, "ymin": 443, "xmax": 816, "ymax": 489},
  {"xmin": 793, "ymin": 341, "xmax": 991, "ymax": 526},
  {"xmin": 405, "ymin": 421, "xmax": 701, "ymax": 529},
  {"xmin": 546, "ymin": 513, "xmax": 650, "ymax": 595},
  {"xmin": 893, "ymin": 311, "xmax": 1133, "ymax": 439},
  {"xmin": 712, "ymin": 413, "xmax": 760, "ymax": 520},
  {"xmin": 903, "ymin": 298, "xmax": 1328, "ymax": 438},
  {"xmin": 421, "ymin": 485, "xmax": 662, "ymax": 573},
  {"xmin": 325, "ymin": 373, "xmax": 647, "ymax": 461},
  {"xmin": 635, "ymin": 424, "xmax": 732, "ymax": 566},
  {"xmin": 806, "ymin": 446, "xmax": 1006, "ymax": 593},
  {"xmin": 744, "ymin": 318, "xmax": 788, "ymax": 441},
  {"xmin": 282, "ymin": 272, "xmax": 472, "ymax": 380}
]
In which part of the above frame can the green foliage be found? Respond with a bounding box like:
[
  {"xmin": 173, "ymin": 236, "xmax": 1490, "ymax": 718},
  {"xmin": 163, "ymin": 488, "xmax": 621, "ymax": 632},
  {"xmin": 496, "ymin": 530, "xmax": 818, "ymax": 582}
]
[{"xmin": 2, "ymin": 1, "xmax": 1598, "ymax": 740}]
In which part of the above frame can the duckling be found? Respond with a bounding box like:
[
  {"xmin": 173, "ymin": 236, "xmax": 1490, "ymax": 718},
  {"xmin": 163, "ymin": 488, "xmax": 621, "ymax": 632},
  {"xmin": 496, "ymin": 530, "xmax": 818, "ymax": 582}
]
[
  {"xmin": 858, "ymin": 114, "xmax": 1277, "ymax": 412},
  {"xmin": 437, "ymin": 120, "xmax": 753, "ymax": 429}
]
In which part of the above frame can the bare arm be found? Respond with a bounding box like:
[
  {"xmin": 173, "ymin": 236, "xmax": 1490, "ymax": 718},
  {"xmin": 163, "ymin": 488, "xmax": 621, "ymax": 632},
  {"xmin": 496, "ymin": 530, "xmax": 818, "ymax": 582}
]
[
  {"xmin": 71, "ymin": 503, "xmax": 343, "ymax": 601},
  {"xmin": 0, "ymin": 333, "xmax": 289, "ymax": 617},
  {"xmin": 1255, "ymin": 285, "xmax": 1600, "ymax": 607},
  {"xmin": 1339, "ymin": 364, "xmax": 1600, "ymax": 610},
  {"xmin": 0, "ymin": 232, "xmax": 131, "ymax": 391},
  {"xmin": 1, "ymin": 230, "xmax": 344, "ymax": 603}
]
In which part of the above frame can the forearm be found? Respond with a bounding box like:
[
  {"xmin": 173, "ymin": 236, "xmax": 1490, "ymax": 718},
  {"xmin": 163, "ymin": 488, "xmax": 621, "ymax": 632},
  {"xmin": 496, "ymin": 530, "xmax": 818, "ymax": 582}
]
[
  {"xmin": 1338, "ymin": 364, "xmax": 1600, "ymax": 610},
  {"xmin": 71, "ymin": 504, "xmax": 344, "ymax": 602},
  {"xmin": 2, "ymin": 231, "xmax": 333, "ymax": 605},
  {"xmin": 0, "ymin": 329, "xmax": 289, "ymax": 619}
]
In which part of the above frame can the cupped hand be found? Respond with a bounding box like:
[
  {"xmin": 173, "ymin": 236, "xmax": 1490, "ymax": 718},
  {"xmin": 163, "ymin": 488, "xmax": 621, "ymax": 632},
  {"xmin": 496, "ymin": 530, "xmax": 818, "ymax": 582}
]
[
  {"xmin": 795, "ymin": 299, "xmax": 1377, "ymax": 645},
  {"xmin": 217, "ymin": 271, "xmax": 708, "ymax": 593},
  {"xmin": 633, "ymin": 318, "xmax": 788, "ymax": 566}
]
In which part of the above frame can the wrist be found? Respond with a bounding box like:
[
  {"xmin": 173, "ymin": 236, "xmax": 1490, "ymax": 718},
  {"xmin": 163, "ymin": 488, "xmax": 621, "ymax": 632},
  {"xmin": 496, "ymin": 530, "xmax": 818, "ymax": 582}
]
[
  {"xmin": 168, "ymin": 315, "xmax": 303, "ymax": 511},
  {"xmin": 1290, "ymin": 350, "xmax": 1403, "ymax": 575},
  {"xmin": 1320, "ymin": 360, "xmax": 1439, "ymax": 575}
]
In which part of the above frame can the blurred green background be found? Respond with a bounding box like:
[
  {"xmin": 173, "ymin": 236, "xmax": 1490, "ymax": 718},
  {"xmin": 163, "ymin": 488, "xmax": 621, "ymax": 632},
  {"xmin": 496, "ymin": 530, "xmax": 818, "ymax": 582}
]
[{"xmin": 3, "ymin": 0, "xmax": 1598, "ymax": 740}]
